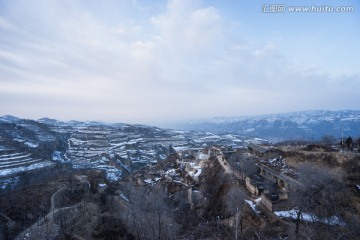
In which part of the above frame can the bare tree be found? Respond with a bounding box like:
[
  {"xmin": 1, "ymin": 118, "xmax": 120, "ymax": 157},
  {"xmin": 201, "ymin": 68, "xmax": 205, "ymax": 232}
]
[
  {"xmin": 223, "ymin": 186, "xmax": 246, "ymax": 239},
  {"xmin": 119, "ymin": 183, "xmax": 178, "ymax": 240},
  {"xmin": 321, "ymin": 135, "xmax": 336, "ymax": 145},
  {"xmin": 291, "ymin": 163, "xmax": 346, "ymax": 239}
]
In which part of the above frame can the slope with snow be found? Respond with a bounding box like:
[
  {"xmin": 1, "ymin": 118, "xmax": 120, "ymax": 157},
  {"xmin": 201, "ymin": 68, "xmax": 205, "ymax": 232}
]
[
  {"xmin": 0, "ymin": 115, "xmax": 268, "ymax": 183},
  {"xmin": 167, "ymin": 110, "xmax": 360, "ymax": 141},
  {"xmin": 52, "ymin": 121, "xmax": 258, "ymax": 181}
]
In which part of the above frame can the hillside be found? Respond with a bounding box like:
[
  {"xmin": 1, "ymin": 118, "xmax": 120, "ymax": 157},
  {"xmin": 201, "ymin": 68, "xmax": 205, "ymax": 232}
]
[
  {"xmin": 165, "ymin": 110, "xmax": 360, "ymax": 141},
  {"xmin": 0, "ymin": 115, "xmax": 268, "ymax": 185},
  {"xmin": 1, "ymin": 142, "xmax": 359, "ymax": 239}
]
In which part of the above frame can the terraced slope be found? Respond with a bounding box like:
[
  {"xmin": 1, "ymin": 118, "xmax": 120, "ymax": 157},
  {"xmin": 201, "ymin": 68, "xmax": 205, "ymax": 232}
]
[{"xmin": 0, "ymin": 149, "xmax": 54, "ymax": 178}]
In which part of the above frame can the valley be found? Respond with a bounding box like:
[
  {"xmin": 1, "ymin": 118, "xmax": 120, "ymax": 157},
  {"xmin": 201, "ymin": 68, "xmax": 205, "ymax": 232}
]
[{"xmin": 0, "ymin": 115, "xmax": 359, "ymax": 239}]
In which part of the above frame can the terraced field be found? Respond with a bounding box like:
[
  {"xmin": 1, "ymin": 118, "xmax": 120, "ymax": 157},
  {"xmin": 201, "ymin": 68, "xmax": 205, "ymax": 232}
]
[
  {"xmin": 0, "ymin": 149, "xmax": 53, "ymax": 177},
  {"xmin": 0, "ymin": 116, "xmax": 267, "ymax": 183}
]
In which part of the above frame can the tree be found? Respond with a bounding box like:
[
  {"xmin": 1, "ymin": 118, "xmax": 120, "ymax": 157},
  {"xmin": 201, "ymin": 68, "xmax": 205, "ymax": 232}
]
[
  {"xmin": 321, "ymin": 135, "xmax": 336, "ymax": 145},
  {"xmin": 224, "ymin": 186, "xmax": 246, "ymax": 239},
  {"xmin": 291, "ymin": 163, "xmax": 347, "ymax": 239},
  {"xmin": 345, "ymin": 136, "xmax": 353, "ymax": 151},
  {"xmin": 118, "ymin": 183, "xmax": 178, "ymax": 240}
]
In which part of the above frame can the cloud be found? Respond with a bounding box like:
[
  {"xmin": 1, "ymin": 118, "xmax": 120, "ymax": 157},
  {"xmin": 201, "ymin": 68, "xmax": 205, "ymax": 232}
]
[{"xmin": 0, "ymin": 0, "xmax": 359, "ymax": 122}]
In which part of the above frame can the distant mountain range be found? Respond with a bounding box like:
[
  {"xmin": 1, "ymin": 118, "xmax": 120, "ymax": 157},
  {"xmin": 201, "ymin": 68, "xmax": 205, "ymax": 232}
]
[
  {"xmin": 163, "ymin": 110, "xmax": 360, "ymax": 142},
  {"xmin": 2, "ymin": 110, "xmax": 360, "ymax": 143}
]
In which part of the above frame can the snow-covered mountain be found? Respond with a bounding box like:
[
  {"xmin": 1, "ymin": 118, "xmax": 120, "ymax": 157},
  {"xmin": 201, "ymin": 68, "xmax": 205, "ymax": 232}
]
[
  {"xmin": 0, "ymin": 115, "xmax": 267, "ymax": 183},
  {"xmin": 165, "ymin": 110, "xmax": 360, "ymax": 141},
  {"xmin": 2, "ymin": 110, "xmax": 358, "ymax": 183}
]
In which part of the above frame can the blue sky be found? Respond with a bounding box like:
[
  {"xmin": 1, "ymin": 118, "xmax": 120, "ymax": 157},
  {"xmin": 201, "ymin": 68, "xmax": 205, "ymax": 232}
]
[{"xmin": 0, "ymin": 0, "xmax": 359, "ymax": 123}]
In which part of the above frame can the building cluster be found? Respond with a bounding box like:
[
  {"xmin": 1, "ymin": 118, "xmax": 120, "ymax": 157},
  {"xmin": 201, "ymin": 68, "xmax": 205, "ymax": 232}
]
[
  {"xmin": 243, "ymin": 144, "xmax": 302, "ymax": 212},
  {"xmin": 132, "ymin": 143, "xmax": 303, "ymax": 214}
]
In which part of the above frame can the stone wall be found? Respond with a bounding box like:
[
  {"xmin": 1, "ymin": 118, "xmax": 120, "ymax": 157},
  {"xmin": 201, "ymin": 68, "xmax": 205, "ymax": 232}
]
[
  {"xmin": 261, "ymin": 193, "xmax": 291, "ymax": 212},
  {"xmin": 245, "ymin": 177, "xmax": 259, "ymax": 195}
]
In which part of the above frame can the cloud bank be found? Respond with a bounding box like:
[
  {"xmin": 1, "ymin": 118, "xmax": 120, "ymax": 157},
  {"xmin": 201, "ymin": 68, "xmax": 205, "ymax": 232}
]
[{"xmin": 0, "ymin": 0, "xmax": 359, "ymax": 123}]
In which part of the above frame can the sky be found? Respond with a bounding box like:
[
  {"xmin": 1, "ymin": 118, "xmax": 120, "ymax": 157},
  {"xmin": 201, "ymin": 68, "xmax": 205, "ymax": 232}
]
[{"xmin": 0, "ymin": 0, "xmax": 359, "ymax": 124}]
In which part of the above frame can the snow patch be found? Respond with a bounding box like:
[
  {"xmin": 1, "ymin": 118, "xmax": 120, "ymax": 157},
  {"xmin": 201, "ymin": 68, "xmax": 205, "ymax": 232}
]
[
  {"xmin": 165, "ymin": 169, "xmax": 178, "ymax": 177},
  {"xmin": 144, "ymin": 179, "xmax": 153, "ymax": 184},
  {"xmin": 197, "ymin": 153, "xmax": 210, "ymax": 160},
  {"xmin": 274, "ymin": 209, "xmax": 345, "ymax": 226},
  {"xmin": 24, "ymin": 142, "xmax": 39, "ymax": 148},
  {"xmin": 52, "ymin": 151, "xmax": 69, "ymax": 163},
  {"xmin": 105, "ymin": 169, "xmax": 121, "ymax": 182},
  {"xmin": 116, "ymin": 158, "xmax": 131, "ymax": 172},
  {"xmin": 0, "ymin": 161, "xmax": 54, "ymax": 177},
  {"xmin": 245, "ymin": 199, "xmax": 260, "ymax": 214},
  {"xmin": 194, "ymin": 168, "xmax": 202, "ymax": 177},
  {"xmin": 120, "ymin": 192, "xmax": 129, "ymax": 202},
  {"xmin": 0, "ymin": 176, "xmax": 19, "ymax": 189}
]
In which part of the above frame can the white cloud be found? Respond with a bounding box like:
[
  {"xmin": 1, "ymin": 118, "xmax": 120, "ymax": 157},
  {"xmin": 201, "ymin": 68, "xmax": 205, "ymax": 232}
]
[{"xmin": 0, "ymin": 0, "xmax": 359, "ymax": 122}]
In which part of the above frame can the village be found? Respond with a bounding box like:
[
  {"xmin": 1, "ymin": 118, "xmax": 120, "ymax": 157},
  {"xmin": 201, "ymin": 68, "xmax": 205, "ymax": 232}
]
[
  {"xmin": 131, "ymin": 140, "xmax": 359, "ymax": 225},
  {"xmin": 132, "ymin": 144, "xmax": 290, "ymax": 213}
]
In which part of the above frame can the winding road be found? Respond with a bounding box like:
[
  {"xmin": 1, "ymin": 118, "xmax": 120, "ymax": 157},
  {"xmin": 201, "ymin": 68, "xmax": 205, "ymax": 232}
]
[{"xmin": 15, "ymin": 175, "xmax": 91, "ymax": 240}]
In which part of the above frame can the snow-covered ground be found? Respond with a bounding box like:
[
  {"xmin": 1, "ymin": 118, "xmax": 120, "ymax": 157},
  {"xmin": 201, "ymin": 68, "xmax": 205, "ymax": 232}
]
[
  {"xmin": 1, "ymin": 117, "xmax": 261, "ymax": 186},
  {"xmin": 63, "ymin": 122, "xmax": 251, "ymax": 177},
  {"xmin": 274, "ymin": 209, "xmax": 345, "ymax": 226},
  {"xmin": 0, "ymin": 153, "xmax": 31, "ymax": 161},
  {"xmin": 52, "ymin": 151, "xmax": 69, "ymax": 163},
  {"xmin": 0, "ymin": 161, "xmax": 54, "ymax": 177},
  {"xmin": 24, "ymin": 142, "xmax": 39, "ymax": 148},
  {"xmin": 245, "ymin": 199, "xmax": 260, "ymax": 214},
  {"xmin": 0, "ymin": 176, "xmax": 19, "ymax": 189}
]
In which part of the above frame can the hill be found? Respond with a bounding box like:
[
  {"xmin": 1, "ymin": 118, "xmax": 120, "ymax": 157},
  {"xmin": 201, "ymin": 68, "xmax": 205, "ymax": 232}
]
[
  {"xmin": 165, "ymin": 110, "xmax": 360, "ymax": 142},
  {"xmin": 0, "ymin": 115, "xmax": 267, "ymax": 183}
]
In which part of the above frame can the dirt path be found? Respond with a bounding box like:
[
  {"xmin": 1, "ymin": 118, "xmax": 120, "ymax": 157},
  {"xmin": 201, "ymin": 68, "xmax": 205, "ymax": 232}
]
[
  {"xmin": 216, "ymin": 154, "xmax": 233, "ymax": 174},
  {"xmin": 15, "ymin": 175, "xmax": 91, "ymax": 240},
  {"xmin": 50, "ymin": 185, "xmax": 66, "ymax": 212}
]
